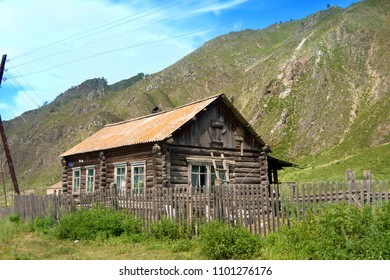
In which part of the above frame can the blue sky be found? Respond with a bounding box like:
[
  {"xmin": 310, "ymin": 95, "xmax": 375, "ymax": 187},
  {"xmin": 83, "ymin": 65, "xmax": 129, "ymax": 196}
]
[{"xmin": 0, "ymin": 0, "xmax": 358, "ymax": 121}]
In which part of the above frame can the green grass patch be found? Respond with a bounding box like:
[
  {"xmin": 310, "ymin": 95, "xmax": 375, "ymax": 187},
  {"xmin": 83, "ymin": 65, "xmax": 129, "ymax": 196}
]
[
  {"xmin": 279, "ymin": 143, "xmax": 390, "ymax": 182},
  {"xmin": 263, "ymin": 203, "xmax": 390, "ymax": 259},
  {"xmin": 2, "ymin": 203, "xmax": 390, "ymax": 260}
]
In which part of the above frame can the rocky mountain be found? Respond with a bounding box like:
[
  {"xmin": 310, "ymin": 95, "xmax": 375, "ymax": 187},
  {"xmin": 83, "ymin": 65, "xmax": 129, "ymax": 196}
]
[{"xmin": 1, "ymin": 0, "xmax": 389, "ymax": 192}]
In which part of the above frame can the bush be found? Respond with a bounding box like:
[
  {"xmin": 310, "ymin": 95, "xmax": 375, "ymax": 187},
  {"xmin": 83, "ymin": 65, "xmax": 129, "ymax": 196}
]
[
  {"xmin": 8, "ymin": 213, "xmax": 22, "ymax": 224},
  {"xmin": 0, "ymin": 215, "xmax": 28, "ymax": 244},
  {"xmin": 53, "ymin": 207, "xmax": 142, "ymax": 241},
  {"xmin": 149, "ymin": 218, "xmax": 189, "ymax": 240},
  {"xmin": 32, "ymin": 216, "xmax": 57, "ymax": 234},
  {"xmin": 199, "ymin": 221, "xmax": 262, "ymax": 260},
  {"xmin": 263, "ymin": 203, "xmax": 390, "ymax": 260}
]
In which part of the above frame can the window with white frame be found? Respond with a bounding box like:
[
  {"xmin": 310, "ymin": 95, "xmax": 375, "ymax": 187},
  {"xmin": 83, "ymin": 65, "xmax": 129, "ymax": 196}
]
[
  {"xmin": 114, "ymin": 163, "xmax": 127, "ymax": 190},
  {"xmin": 131, "ymin": 161, "xmax": 145, "ymax": 193},
  {"xmin": 72, "ymin": 168, "xmax": 81, "ymax": 193},
  {"xmin": 86, "ymin": 166, "xmax": 95, "ymax": 192}
]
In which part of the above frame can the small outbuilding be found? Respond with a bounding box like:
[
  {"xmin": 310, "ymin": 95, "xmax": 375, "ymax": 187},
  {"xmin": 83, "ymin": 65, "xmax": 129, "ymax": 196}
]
[{"xmin": 59, "ymin": 94, "xmax": 292, "ymax": 195}]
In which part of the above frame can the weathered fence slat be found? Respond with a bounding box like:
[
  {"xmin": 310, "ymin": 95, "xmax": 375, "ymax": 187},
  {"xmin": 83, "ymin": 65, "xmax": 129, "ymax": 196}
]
[{"xmin": 11, "ymin": 180, "xmax": 390, "ymax": 237}]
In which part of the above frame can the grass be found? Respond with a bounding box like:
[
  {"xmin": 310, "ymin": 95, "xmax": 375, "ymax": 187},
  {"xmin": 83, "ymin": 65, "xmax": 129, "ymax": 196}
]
[
  {"xmin": 279, "ymin": 143, "xmax": 390, "ymax": 182},
  {"xmin": 1, "ymin": 234, "xmax": 204, "ymax": 260},
  {"xmin": 1, "ymin": 203, "xmax": 390, "ymax": 260},
  {"xmin": 263, "ymin": 203, "xmax": 390, "ymax": 260}
]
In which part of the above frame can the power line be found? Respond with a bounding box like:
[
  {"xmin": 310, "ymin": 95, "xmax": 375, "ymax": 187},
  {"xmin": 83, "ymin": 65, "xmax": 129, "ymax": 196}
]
[
  {"xmin": 4, "ymin": 71, "xmax": 41, "ymax": 108},
  {"xmin": 13, "ymin": 68, "xmax": 45, "ymax": 104},
  {"xmin": 75, "ymin": 0, "xmax": 220, "ymax": 51},
  {"xmin": 9, "ymin": 0, "xmax": 218, "ymax": 70},
  {"xmin": 8, "ymin": 0, "xmax": 182, "ymax": 69},
  {"xmin": 10, "ymin": 0, "xmax": 176, "ymax": 62},
  {"xmin": 13, "ymin": 28, "xmax": 211, "ymax": 78}
]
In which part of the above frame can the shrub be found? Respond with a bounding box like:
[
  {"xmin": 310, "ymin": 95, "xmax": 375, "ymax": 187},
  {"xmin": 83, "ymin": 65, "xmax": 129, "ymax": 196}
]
[
  {"xmin": 149, "ymin": 218, "xmax": 189, "ymax": 240},
  {"xmin": 32, "ymin": 216, "xmax": 57, "ymax": 234},
  {"xmin": 8, "ymin": 213, "xmax": 22, "ymax": 224},
  {"xmin": 263, "ymin": 203, "xmax": 390, "ymax": 260},
  {"xmin": 53, "ymin": 207, "xmax": 141, "ymax": 241},
  {"xmin": 199, "ymin": 221, "xmax": 262, "ymax": 260},
  {"xmin": 0, "ymin": 215, "xmax": 29, "ymax": 244}
]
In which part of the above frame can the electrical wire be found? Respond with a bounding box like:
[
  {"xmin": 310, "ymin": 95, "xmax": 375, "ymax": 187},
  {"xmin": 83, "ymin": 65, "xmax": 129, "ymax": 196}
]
[
  {"xmin": 13, "ymin": 28, "xmax": 211, "ymax": 78},
  {"xmin": 10, "ymin": 0, "xmax": 176, "ymax": 61},
  {"xmin": 8, "ymin": 0, "xmax": 182, "ymax": 69},
  {"xmin": 4, "ymin": 71, "xmax": 41, "ymax": 108},
  {"xmin": 9, "ymin": 0, "xmax": 219, "ymax": 70},
  {"xmin": 13, "ymin": 68, "xmax": 45, "ymax": 104}
]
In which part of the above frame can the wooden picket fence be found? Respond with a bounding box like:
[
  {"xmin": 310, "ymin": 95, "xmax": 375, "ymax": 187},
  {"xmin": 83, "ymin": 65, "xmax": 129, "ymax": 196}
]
[
  {"xmin": 13, "ymin": 192, "xmax": 77, "ymax": 221},
  {"xmin": 11, "ymin": 179, "xmax": 390, "ymax": 236}
]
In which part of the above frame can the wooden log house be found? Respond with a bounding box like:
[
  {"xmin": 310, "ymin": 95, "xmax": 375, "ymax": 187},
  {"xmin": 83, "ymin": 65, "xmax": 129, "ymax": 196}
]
[{"xmin": 59, "ymin": 94, "xmax": 292, "ymax": 195}]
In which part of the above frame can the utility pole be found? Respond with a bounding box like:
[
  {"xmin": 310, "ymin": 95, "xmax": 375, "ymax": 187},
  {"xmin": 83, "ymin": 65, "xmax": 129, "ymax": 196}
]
[
  {"xmin": 0, "ymin": 54, "xmax": 20, "ymax": 194},
  {"xmin": 0, "ymin": 55, "xmax": 6, "ymax": 87},
  {"xmin": 0, "ymin": 160, "xmax": 7, "ymax": 207}
]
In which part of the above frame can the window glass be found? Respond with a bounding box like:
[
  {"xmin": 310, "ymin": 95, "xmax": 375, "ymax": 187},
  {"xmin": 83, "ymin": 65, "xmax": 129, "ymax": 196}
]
[
  {"xmin": 211, "ymin": 162, "xmax": 226, "ymax": 186},
  {"xmin": 132, "ymin": 163, "xmax": 145, "ymax": 193},
  {"xmin": 191, "ymin": 164, "xmax": 208, "ymax": 191},
  {"xmin": 73, "ymin": 169, "xmax": 80, "ymax": 193},
  {"xmin": 190, "ymin": 160, "xmax": 228, "ymax": 191},
  {"xmin": 86, "ymin": 168, "xmax": 95, "ymax": 192},
  {"xmin": 115, "ymin": 165, "xmax": 127, "ymax": 190}
]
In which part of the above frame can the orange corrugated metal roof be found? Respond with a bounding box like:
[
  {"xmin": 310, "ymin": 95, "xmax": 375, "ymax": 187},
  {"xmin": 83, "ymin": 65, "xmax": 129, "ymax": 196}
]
[{"xmin": 60, "ymin": 95, "xmax": 220, "ymax": 157}]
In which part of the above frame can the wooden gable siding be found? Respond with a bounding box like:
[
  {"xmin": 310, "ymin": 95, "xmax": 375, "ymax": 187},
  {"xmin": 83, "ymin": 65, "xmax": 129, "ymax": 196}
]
[{"xmin": 171, "ymin": 99, "xmax": 261, "ymax": 151}]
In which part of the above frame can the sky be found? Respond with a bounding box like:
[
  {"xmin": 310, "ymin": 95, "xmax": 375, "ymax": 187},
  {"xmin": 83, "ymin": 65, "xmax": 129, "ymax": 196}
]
[{"xmin": 0, "ymin": 0, "xmax": 359, "ymax": 121}]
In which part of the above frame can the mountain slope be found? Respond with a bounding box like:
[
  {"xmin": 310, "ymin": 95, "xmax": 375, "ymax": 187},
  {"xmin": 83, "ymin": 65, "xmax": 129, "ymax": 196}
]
[{"xmin": 1, "ymin": 0, "xmax": 389, "ymax": 193}]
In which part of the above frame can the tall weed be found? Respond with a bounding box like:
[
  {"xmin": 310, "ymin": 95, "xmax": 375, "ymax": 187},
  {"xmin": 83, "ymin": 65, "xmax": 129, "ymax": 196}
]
[
  {"xmin": 149, "ymin": 218, "xmax": 190, "ymax": 240},
  {"xmin": 0, "ymin": 214, "xmax": 28, "ymax": 244},
  {"xmin": 263, "ymin": 203, "xmax": 390, "ymax": 259},
  {"xmin": 53, "ymin": 207, "xmax": 142, "ymax": 241},
  {"xmin": 199, "ymin": 221, "xmax": 262, "ymax": 260}
]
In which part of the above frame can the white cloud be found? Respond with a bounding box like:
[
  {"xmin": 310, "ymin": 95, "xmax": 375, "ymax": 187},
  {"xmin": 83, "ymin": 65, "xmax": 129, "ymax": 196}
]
[
  {"xmin": 0, "ymin": 103, "xmax": 9, "ymax": 110},
  {"xmin": 189, "ymin": 0, "xmax": 249, "ymax": 16}
]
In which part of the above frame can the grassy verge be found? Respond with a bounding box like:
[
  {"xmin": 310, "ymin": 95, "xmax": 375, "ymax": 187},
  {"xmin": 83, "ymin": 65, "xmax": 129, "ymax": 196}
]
[
  {"xmin": 279, "ymin": 143, "xmax": 390, "ymax": 182},
  {"xmin": 1, "ymin": 203, "xmax": 390, "ymax": 260}
]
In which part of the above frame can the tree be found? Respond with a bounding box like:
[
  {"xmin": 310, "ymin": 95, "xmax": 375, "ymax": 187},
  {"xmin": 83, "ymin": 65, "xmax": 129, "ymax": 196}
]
[
  {"xmin": 327, "ymin": 3, "xmax": 331, "ymax": 9},
  {"xmin": 137, "ymin": 73, "xmax": 145, "ymax": 79}
]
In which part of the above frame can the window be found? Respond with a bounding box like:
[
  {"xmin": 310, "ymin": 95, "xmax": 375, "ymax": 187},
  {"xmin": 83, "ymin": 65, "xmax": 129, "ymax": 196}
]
[
  {"xmin": 188, "ymin": 158, "xmax": 230, "ymax": 191},
  {"xmin": 211, "ymin": 161, "xmax": 226, "ymax": 184},
  {"xmin": 72, "ymin": 168, "xmax": 81, "ymax": 193},
  {"xmin": 115, "ymin": 163, "xmax": 127, "ymax": 190},
  {"xmin": 191, "ymin": 164, "xmax": 209, "ymax": 190},
  {"xmin": 131, "ymin": 162, "xmax": 145, "ymax": 193},
  {"xmin": 86, "ymin": 167, "xmax": 95, "ymax": 192}
]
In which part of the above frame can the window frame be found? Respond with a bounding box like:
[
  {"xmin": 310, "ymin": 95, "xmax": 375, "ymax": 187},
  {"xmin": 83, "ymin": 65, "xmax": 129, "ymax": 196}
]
[
  {"xmin": 131, "ymin": 161, "xmax": 146, "ymax": 194},
  {"xmin": 72, "ymin": 167, "xmax": 81, "ymax": 194},
  {"xmin": 86, "ymin": 166, "xmax": 95, "ymax": 192},
  {"xmin": 114, "ymin": 163, "xmax": 127, "ymax": 191},
  {"xmin": 187, "ymin": 157, "xmax": 232, "ymax": 191},
  {"xmin": 190, "ymin": 163, "xmax": 211, "ymax": 191}
]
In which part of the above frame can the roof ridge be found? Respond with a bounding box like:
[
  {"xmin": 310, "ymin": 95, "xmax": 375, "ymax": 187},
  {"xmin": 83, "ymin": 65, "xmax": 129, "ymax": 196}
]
[{"xmin": 104, "ymin": 93, "xmax": 223, "ymax": 128}]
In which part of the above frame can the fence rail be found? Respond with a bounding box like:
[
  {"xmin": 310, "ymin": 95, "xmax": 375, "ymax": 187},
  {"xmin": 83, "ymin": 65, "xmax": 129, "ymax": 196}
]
[{"xmin": 11, "ymin": 179, "xmax": 390, "ymax": 236}]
